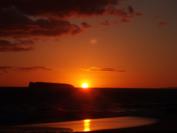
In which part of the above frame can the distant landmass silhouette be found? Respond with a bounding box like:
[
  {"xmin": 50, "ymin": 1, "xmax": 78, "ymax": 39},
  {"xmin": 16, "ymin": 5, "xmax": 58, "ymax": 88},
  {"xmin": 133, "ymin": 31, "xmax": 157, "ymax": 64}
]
[{"xmin": 29, "ymin": 82, "xmax": 74, "ymax": 89}]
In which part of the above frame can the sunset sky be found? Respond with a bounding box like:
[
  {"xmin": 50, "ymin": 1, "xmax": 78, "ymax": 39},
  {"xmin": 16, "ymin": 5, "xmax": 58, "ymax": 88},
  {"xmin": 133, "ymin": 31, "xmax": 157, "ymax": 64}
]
[{"xmin": 0, "ymin": 0, "xmax": 177, "ymax": 88}]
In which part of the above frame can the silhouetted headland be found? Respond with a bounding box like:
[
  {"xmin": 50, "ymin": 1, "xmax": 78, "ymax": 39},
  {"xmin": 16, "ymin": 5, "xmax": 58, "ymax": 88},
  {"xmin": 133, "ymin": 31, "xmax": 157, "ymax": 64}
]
[
  {"xmin": 29, "ymin": 82, "xmax": 75, "ymax": 93},
  {"xmin": 29, "ymin": 82, "xmax": 74, "ymax": 89}
]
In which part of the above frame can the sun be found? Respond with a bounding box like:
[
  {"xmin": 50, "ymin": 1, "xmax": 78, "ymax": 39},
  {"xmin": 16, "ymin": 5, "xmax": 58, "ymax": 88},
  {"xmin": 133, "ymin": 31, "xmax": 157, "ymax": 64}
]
[{"xmin": 81, "ymin": 82, "xmax": 89, "ymax": 89}]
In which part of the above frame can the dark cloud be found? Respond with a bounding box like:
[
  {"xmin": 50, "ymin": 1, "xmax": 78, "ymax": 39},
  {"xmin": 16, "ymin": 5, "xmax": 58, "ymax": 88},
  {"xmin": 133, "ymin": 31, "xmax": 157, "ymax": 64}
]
[
  {"xmin": 101, "ymin": 67, "xmax": 126, "ymax": 72},
  {"xmin": 0, "ymin": 0, "xmax": 137, "ymax": 52},
  {"xmin": 127, "ymin": 6, "xmax": 144, "ymax": 17},
  {"xmin": 84, "ymin": 67, "xmax": 126, "ymax": 72},
  {"xmin": 16, "ymin": 66, "xmax": 52, "ymax": 71},
  {"xmin": 0, "ymin": 7, "xmax": 82, "ymax": 38},
  {"xmin": 81, "ymin": 22, "xmax": 91, "ymax": 28},
  {"xmin": 101, "ymin": 67, "xmax": 118, "ymax": 72},
  {"xmin": 159, "ymin": 21, "xmax": 168, "ymax": 27},
  {"xmin": 0, "ymin": 66, "xmax": 52, "ymax": 74},
  {"xmin": 0, "ymin": 0, "xmax": 120, "ymax": 17},
  {"xmin": 0, "ymin": 39, "xmax": 34, "ymax": 52},
  {"xmin": 128, "ymin": 6, "xmax": 134, "ymax": 14},
  {"xmin": 0, "ymin": 7, "xmax": 83, "ymax": 52}
]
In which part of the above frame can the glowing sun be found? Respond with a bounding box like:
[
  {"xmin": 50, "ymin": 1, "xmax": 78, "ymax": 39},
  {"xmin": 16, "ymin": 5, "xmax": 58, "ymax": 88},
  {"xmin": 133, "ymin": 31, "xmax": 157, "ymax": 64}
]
[{"xmin": 81, "ymin": 82, "xmax": 89, "ymax": 89}]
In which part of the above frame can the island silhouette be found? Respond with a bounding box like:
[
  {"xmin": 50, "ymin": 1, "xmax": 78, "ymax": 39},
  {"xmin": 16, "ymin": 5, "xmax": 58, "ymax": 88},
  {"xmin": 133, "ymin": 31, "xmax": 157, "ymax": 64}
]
[{"xmin": 29, "ymin": 82, "xmax": 74, "ymax": 89}]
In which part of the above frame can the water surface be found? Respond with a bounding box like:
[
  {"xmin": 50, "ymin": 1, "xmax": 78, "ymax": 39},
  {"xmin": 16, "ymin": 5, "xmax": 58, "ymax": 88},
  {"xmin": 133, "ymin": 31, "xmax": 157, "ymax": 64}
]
[{"xmin": 23, "ymin": 117, "xmax": 157, "ymax": 132}]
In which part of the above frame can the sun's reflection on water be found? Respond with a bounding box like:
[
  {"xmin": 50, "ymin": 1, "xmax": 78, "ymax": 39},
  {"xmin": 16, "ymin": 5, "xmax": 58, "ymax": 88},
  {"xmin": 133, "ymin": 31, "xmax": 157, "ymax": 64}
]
[
  {"xmin": 83, "ymin": 119, "xmax": 91, "ymax": 132},
  {"xmin": 21, "ymin": 117, "xmax": 157, "ymax": 132}
]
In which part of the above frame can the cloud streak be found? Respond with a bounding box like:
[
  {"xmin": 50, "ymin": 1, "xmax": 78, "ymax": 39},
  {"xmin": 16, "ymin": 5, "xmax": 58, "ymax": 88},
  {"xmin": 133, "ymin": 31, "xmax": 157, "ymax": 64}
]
[
  {"xmin": 159, "ymin": 21, "xmax": 168, "ymax": 27},
  {"xmin": 83, "ymin": 67, "xmax": 126, "ymax": 73},
  {"xmin": 0, "ymin": 66, "xmax": 52, "ymax": 74},
  {"xmin": 0, "ymin": 39, "xmax": 34, "ymax": 52}
]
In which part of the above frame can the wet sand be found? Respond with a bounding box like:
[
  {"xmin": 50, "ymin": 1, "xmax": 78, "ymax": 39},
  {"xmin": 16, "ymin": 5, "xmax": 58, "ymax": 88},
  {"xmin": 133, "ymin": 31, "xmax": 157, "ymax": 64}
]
[
  {"xmin": 0, "ymin": 115, "xmax": 177, "ymax": 132},
  {"xmin": 17, "ymin": 116, "xmax": 157, "ymax": 132},
  {"xmin": 79, "ymin": 116, "xmax": 177, "ymax": 133}
]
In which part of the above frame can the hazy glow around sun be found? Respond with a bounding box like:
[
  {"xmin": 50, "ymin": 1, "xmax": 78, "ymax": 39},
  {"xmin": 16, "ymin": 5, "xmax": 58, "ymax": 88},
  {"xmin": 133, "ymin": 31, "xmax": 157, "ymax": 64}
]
[{"xmin": 81, "ymin": 82, "xmax": 89, "ymax": 89}]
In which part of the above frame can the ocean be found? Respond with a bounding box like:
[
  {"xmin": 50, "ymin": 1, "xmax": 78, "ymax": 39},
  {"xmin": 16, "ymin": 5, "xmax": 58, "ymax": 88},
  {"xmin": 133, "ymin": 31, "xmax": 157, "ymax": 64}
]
[{"xmin": 0, "ymin": 87, "xmax": 177, "ymax": 132}]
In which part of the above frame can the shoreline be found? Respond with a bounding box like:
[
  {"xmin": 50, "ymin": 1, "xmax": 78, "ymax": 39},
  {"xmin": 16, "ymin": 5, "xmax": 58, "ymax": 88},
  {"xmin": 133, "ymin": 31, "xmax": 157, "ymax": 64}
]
[{"xmin": 1, "ymin": 115, "xmax": 177, "ymax": 132}]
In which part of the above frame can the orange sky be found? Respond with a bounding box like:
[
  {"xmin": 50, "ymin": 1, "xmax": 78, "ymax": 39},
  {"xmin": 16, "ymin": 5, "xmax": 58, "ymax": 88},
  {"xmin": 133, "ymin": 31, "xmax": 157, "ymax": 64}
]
[{"xmin": 0, "ymin": 0, "xmax": 177, "ymax": 88}]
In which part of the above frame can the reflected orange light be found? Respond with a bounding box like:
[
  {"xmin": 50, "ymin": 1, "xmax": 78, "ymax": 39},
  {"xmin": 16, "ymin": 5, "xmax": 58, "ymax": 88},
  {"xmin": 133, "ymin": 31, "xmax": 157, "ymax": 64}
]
[{"xmin": 83, "ymin": 119, "xmax": 91, "ymax": 132}]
